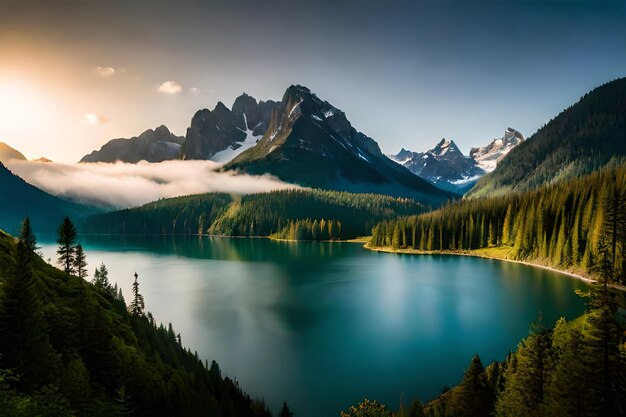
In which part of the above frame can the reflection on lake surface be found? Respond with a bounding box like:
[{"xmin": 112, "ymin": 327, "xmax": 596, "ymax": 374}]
[{"xmin": 40, "ymin": 236, "xmax": 589, "ymax": 417}]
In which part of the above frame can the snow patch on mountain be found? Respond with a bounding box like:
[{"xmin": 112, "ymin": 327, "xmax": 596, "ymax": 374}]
[
  {"xmin": 388, "ymin": 128, "xmax": 524, "ymax": 193},
  {"xmin": 211, "ymin": 114, "xmax": 261, "ymax": 163},
  {"xmin": 470, "ymin": 127, "xmax": 524, "ymax": 173}
]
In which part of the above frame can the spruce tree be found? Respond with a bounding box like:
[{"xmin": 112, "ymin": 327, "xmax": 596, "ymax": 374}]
[
  {"xmin": 92, "ymin": 263, "xmax": 112, "ymax": 293},
  {"xmin": 279, "ymin": 401, "xmax": 293, "ymax": 417},
  {"xmin": 19, "ymin": 216, "xmax": 38, "ymax": 253},
  {"xmin": 496, "ymin": 315, "xmax": 552, "ymax": 417},
  {"xmin": 57, "ymin": 217, "xmax": 77, "ymax": 275},
  {"xmin": 129, "ymin": 272, "xmax": 145, "ymax": 316},
  {"xmin": 74, "ymin": 244, "xmax": 88, "ymax": 279},
  {"xmin": 452, "ymin": 355, "xmax": 492, "ymax": 417},
  {"xmin": 0, "ymin": 242, "xmax": 55, "ymax": 388}
]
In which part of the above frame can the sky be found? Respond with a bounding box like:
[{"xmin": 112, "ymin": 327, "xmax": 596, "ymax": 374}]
[{"xmin": 1, "ymin": 0, "xmax": 626, "ymax": 163}]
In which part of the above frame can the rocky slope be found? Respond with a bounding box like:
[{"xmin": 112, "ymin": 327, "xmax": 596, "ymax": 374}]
[
  {"xmin": 226, "ymin": 85, "xmax": 456, "ymax": 206},
  {"xmin": 80, "ymin": 125, "xmax": 184, "ymax": 163},
  {"xmin": 470, "ymin": 127, "xmax": 524, "ymax": 173}
]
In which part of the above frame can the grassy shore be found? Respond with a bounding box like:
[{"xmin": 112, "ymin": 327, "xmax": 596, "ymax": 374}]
[{"xmin": 364, "ymin": 242, "xmax": 626, "ymax": 291}]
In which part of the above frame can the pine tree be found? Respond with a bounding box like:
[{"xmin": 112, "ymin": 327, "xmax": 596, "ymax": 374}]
[
  {"xmin": 501, "ymin": 204, "xmax": 513, "ymax": 246},
  {"xmin": 496, "ymin": 315, "xmax": 552, "ymax": 417},
  {"xmin": 543, "ymin": 318, "xmax": 597, "ymax": 417},
  {"xmin": 129, "ymin": 272, "xmax": 145, "ymax": 316},
  {"xmin": 74, "ymin": 244, "xmax": 88, "ymax": 279},
  {"xmin": 92, "ymin": 263, "xmax": 110, "ymax": 290},
  {"xmin": 602, "ymin": 183, "xmax": 626, "ymax": 281},
  {"xmin": 451, "ymin": 354, "xmax": 492, "ymax": 417},
  {"xmin": 279, "ymin": 401, "xmax": 293, "ymax": 417},
  {"xmin": 57, "ymin": 217, "xmax": 77, "ymax": 275},
  {"xmin": 19, "ymin": 216, "xmax": 38, "ymax": 253},
  {"xmin": 0, "ymin": 242, "xmax": 56, "ymax": 388}
]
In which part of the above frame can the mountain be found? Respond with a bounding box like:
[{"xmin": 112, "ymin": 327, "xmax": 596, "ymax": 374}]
[
  {"xmin": 389, "ymin": 139, "xmax": 485, "ymax": 193},
  {"xmin": 469, "ymin": 127, "xmax": 524, "ymax": 173},
  {"xmin": 0, "ymin": 162, "xmax": 94, "ymax": 233},
  {"xmin": 0, "ymin": 141, "xmax": 27, "ymax": 164},
  {"xmin": 468, "ymin": 78, "xmax": 626, "ymax": 198},
  {"xmin": 226, "ymin": 85, "xmax": 456, "ymax": 206},
  {"xmin": 181, "ymin": 94, "xmax": 278, "ymax": 162},
  {"xmin": 79, "ymin": 125, "xmax": 184, "ymax": 163}
]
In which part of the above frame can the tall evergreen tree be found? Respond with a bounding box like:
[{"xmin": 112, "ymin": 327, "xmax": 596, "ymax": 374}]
[
  {"xmin": 129, "ymin": 272, "xmax": 145, "ymax": 316},
  {"xmin": 452, "ymin": 355, "xmax": 492, "ymax": 417},
  {"xmin": 92, "ymin": 263, "xmax": 112, "ymax": 293},
  {"xmin": 74, "ymin": 244, "xmax": 88, "ymax": 280},
  {"xmin": 57, "ymin": 217, "xmax": 77, "ymax": 275},
  {"xmin": 19, "ymin": 216, "xmax": 38, "ymax": 253},
  {"xmin": 602, "ymin": 183, "xmax": 626, "ymax": 282},
  {"xmin": 279, "ymin": 401, "xmax": 293, "ymax": 417},
  {"xmin": 0, "ymin": 242, "xmax": 56, "ymax": 388},
  {"xmin": 495, "ymin": 315, "xmax": 552, "ymax": 417}
]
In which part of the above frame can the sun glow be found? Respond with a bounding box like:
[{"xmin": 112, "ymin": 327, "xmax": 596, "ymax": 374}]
[{"xmin": 0, "ymin": 77, "xmax": 50, "ymax": 131}]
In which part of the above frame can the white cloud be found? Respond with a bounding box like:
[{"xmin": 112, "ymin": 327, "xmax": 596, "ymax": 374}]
[
  {"xmin": 6, "ymin": 160, "xmax": 300, "ymax": 209},
  {"xmin": 189, "ymin": 87, "xmax": 215, "ymax": 96},
  {"xmin": 158, "ymin": 81, "xmax": 183, "ymax": 95},
  {"xmin": 94, "ymin": 66, "xmax": 115, "ymax": 78},
  {"xmin": 83, "ymin": 113, "xmax": 108, "ymax": 126}
]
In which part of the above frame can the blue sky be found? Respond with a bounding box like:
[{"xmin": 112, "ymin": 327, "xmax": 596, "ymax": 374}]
[{"xmin": 1, "ymin": 1, "xmax": 625, "ymax": 162}]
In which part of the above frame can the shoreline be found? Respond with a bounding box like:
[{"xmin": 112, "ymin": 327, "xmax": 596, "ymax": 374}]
[{"xmin": 364, "ymin": 244, "xmax": 626, "ymax": 291}]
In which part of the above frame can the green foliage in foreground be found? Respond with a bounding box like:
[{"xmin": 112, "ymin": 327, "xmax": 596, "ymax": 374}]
[
  {"xmin": 424, "ymin": 288, "xmax": 626, "ymax": 417},
  {"xmin": 344, "ymin": 286, "xmax": 626, "ymax": 417},
  {"xmin": 0, "ymin": 230, "xmax": 271, "ymax": 417},
  {"xmin": 82, "ymin": 189, "xmax": 424, "ymax": 240},
  {"xmin": 371, "ymin": 163, "xmax": 626, "ymax": 283}
]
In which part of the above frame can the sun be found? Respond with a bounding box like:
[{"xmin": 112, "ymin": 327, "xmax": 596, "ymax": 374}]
[{"xmin": 0, "ymin": 77, "xmax": 49, "ymax": 133}]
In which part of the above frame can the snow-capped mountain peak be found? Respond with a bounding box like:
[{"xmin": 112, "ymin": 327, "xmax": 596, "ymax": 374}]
[
  {"xmin": 470, "ymin": 127, "xmax": 524, "ymax": 173},
  {"xmin": 388, "ymin": 128, "xmax": 524, "ymax": 193}
]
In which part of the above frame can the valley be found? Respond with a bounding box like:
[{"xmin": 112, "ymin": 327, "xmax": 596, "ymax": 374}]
[{"xmin": 1, "ymin": 3, "xmax": 626, "ymax": 416}]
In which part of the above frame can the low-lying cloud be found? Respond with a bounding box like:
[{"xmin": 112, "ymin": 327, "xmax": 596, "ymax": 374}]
[{"xmin": 6, "ymin": 160, "xmax": 299, "ymax": 209}]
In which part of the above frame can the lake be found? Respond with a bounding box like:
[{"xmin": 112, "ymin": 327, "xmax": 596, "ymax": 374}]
[{"xmin": 40, "ymin": 236, "xmax": 588, "ymax": 417}]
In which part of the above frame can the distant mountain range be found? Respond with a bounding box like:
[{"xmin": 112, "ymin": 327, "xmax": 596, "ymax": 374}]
[
  {"xmin": 469, "ymin": 77, "xmax": 626, "ymax": 198},
  {"xmin": 80, "ymin": 125, "xmax": 185, "ymax": 163},
  {"xmin": 75, "ymin": 77, "xmax": 626, "ymax": 202},
  {"xmin": 388, "ymin": 128, "xmax": 524, "ymax": 193},
  {"xmin": 0, "ymin": 162, "xmax": 95, "ymax": 233},
  {"xmin": 80, "ymin": 85, "xmax": 456, "ymax": 205}
]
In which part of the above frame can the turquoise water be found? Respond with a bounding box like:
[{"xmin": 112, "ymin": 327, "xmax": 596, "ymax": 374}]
[{"xmin": 40, "ymin": 236, "xmax": 589, "ymax": 417}]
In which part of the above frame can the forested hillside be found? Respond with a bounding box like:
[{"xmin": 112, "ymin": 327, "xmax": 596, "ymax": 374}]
[
  {"xmin": 371, "ymin": 163, "xmax": 626, "ymax": 283},
  {"xmin": 468, "ymin": 77, "xmax": 626, "ymax": 198},
  {"xmin": 420, "ymin": 296, "xmax": 626, "ymax": 417},
  {"xmin": 0, "ymin": 162, "xmax": 95, "ymax": 234},
  {"xmin": 82, "ymin": 189, "xmax": 424, "ymax": 240},
  {"xmin": 0, "ymin": 228, "xmax": 272, "ymax": 416}
]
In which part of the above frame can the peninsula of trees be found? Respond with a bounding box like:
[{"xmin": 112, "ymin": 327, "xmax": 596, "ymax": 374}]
[{"xmin": 82, "ymin": 189, "xmax": 424, "ymax": 241}]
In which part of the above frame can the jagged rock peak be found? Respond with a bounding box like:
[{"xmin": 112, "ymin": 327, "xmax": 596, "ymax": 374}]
[{"xmin": 431, "ymin": 139, "xmax": 463, "ymax": 157}]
